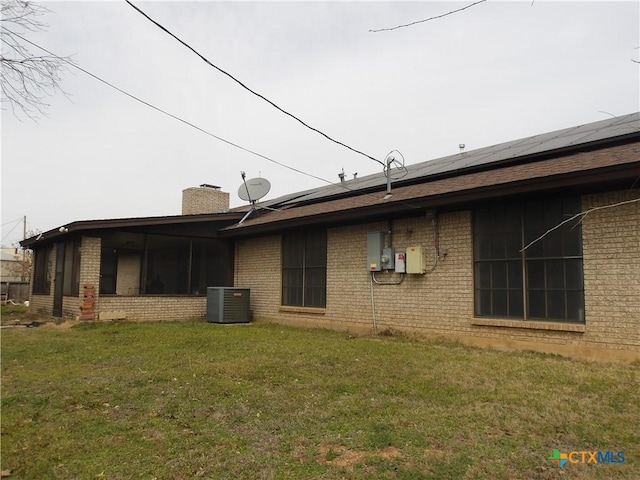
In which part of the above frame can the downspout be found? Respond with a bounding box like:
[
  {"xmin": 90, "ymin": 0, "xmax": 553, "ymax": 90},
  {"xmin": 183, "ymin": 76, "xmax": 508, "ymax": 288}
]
[
  {"xmin": 424, "ymin": 210, "xmax": 439, "ymax": 273},
  {"xmin": 370, "ymin": 272, "xmax": 377, "ymax": 334}
]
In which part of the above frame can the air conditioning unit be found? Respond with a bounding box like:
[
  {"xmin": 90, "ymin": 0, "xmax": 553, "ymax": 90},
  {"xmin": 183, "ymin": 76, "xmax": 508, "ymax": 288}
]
[{"xmin": 206, "ymin": 287, "xmax": 251, "ymax": 324}]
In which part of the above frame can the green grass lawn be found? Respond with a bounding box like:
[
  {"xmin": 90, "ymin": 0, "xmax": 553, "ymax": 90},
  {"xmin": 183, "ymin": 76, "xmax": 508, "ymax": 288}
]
[
  {"xmin": 1, "ymin": 320, "xmax": 638, "ymax": 479},
  {"xmin": 0, "ymin": 305, "xmax": 29, "ymax": 319}
]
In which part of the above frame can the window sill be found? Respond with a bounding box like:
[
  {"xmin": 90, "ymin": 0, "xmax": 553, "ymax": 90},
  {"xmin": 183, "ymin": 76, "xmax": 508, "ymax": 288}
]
[
  {"xmin": 471, "ymin": 318, "xmax": 586, "ymax": 332},
  {"xmin": 99, "ymin": 294, "xmax": 205, "ymax": 297},
  {"xmin": 278, "ymin": 306, "xmax": 326, "ymax": 315}
]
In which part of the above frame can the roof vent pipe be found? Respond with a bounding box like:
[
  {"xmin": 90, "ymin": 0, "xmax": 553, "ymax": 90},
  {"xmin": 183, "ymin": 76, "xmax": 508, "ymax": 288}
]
[{"xmin": 338, "ymin": 169, "xmax": 346, "ymax": 183}]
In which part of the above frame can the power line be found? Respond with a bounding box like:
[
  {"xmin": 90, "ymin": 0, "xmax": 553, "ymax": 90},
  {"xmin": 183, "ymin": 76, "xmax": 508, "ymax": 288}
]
[
  {"xmin": 1, "ymin": 217, "xmax": 23, "ymax": 227},
  {"xmin": 369, "ymin": 0, "xmax": 487, "ymax": 33},
  {"xmin": 125, "ymin": 1, "xmax": 385, "ymax": 169},
  {"xmin": 6, "ymin": 31, "xmax": 419, "ymax": 211},
  {"xmin": 5, "ymin": 28, "xmax": 336, "ymax": 186},
  {"xmin": 1, "ymin": 221, "xmax": 21, "ymax": 243}
]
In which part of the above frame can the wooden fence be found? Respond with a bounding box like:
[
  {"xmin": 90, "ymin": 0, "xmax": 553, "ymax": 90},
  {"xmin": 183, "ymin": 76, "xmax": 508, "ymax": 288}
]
[{"xmin": 1, "ymin": 282, "xmax": 30, "ymax": 304}]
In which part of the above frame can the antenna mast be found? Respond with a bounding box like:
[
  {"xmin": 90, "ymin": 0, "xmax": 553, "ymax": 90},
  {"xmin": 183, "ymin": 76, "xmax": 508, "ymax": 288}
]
[{"xmin": 239, "ymin": 172, "xmax": 256, "ymax": 224}]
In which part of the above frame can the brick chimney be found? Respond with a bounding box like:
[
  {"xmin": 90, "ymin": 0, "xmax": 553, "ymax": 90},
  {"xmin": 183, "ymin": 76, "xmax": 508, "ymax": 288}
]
[{"xmin": 182, "ymin": 184, "xmax": 230, "ymax": 215}]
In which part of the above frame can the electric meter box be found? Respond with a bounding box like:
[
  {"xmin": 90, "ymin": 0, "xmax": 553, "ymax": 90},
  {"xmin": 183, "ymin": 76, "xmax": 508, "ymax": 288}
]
[
  {"xmin": 381, "ymin": 247, "xmax": 395, "ymax": 270},
  {"xmin": 395, "ymin": 252, "xmax": 406, "ymax": 273},
  {"xmin": 406, "ymin": 246, "xmax": 424, "ymax": 274},
  {"xmin": 367, "ymin": 232, "xmax": 384, "ymax": 271}
]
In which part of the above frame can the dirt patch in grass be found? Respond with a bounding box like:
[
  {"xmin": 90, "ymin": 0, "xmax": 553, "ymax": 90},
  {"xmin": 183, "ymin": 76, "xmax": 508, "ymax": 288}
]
[
  {"xmin": 0, "ymin": 316, "xmax": 79, "ymax": 329},
  {"xmin": 318, "ymin": 444, "xmax": 402, "ymax": 468},
  {"xmin": 0, "ymin": 314, "xmax": 56, "ymax": 327},
  {"xmin": 1, "ymin": 305, "xmax": 58, "ymax": 327},
  {"xmin": 0, "ymin": 305, "xmax": 81, "ymax": 328}
]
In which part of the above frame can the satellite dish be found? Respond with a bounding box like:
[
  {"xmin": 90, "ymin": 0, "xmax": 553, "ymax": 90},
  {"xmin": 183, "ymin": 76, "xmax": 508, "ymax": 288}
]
[{"xmin": 238, "ymin": 177, "xmax": 271, "ymax": 202}]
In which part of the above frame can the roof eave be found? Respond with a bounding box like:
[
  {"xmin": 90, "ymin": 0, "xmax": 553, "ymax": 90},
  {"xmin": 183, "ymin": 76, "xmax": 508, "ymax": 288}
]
[
  {"xmin": 20, "ymin": 212, "xmax": 244, "ymax": 248},
  {"xmin": 219, "ymin": 161, "xmax": 639, "ymax": 238}
]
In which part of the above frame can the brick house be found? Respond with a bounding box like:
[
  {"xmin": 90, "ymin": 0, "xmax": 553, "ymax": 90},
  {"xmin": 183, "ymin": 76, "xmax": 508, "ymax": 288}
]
[
  {"xmin": 22, "ymin": 114, "xmax": 639, "ymax": 360},
  {"xmin": 22, "ymin": 186, "xmax": 241, "ymax": 321}
]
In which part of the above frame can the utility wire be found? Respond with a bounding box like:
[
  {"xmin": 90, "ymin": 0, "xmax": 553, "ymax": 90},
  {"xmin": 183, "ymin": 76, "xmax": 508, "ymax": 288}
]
[
  {"xmin": 5, "ymin": 28, "xmax": 335, "ymax": 185},
  {"xmin": 125, "ymin": 1, "xmax": 385, "ymax": 169},
  {"xmin": 1, "ymin": 221, "xmax": 21, "ymax": 243},
  {"xmin": 1, "ymin": 217, "xmax": 24, "ymax": 227},
  {"xmin": 369, "ymin": 0, "xmax": 486, "ymax": 33},
  {"xmin": 7, "ymin": 31, "xmax": 422, "ymax": 212}
]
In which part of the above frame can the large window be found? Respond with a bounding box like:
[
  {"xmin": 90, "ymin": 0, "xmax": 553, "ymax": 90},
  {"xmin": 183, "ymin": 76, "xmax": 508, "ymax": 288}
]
[
  {"xmin": 145, "ymin": 235, "xmax": 190, "ymax": 294},
  {"xmin": 99, "ymin": 232, "xmax": 233, "ymax": 295},
  {"xmin": 474, "ymin": 197, "xmax": 584, "ymax": 322},
  {"xmin": 32, "ymin": 246, "xmax": 53, "ymax": 295},
  {"xmin": 282, "ymin": 229, "xmax": 327, "ymax": 308},
  {"xmin": 62, "ymin": 239, "xmax": 81, "ymax": 296}
]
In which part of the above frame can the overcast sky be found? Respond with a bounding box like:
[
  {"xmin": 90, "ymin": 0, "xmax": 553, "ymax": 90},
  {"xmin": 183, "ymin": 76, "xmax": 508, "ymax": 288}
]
[{"xmin": 2, "ymin": 0, "xmax": 638, "ymax": 247}]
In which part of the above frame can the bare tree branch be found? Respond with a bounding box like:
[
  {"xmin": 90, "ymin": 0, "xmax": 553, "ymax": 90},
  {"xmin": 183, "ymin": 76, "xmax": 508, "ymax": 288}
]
[
  {"xmin": 369, "ymin": 0, "xmax": 487, "ymax": 33},
  {"xmin": 1, "ymin": 1, "xmax": 69, "ymax": 120},
  {"xmin": 520, "ymin": 197, "xmax": 640, "ymax": 252}
]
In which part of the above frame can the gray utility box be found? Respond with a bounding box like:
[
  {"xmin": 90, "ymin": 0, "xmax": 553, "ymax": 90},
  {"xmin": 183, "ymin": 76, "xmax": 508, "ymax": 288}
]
[
  {"xmin": 206, "ymin": 287, "xmax": 251, "ymax": 324},
  {"xmin": 367, "ymin": 232, "xmax": 384, "ymax": 271}
]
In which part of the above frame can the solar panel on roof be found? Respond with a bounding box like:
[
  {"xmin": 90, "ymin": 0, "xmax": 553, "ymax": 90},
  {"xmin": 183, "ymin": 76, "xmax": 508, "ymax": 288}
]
[{"xmin": 268, "ymin": 113, "xmax": 639, "ymax": 208}]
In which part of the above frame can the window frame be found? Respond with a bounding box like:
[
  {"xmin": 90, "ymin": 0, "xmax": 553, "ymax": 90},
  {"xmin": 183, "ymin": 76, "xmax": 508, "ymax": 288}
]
[
  {"xmin": 281, "ymin": 229, "xmax": 327, "ymax": 308},
  {"xmin": 473, "ymin": 197, "xmax": 585, "ymax": 323},
  {"xmin": 62, "ymin": 239, "xmax": 81, "ymax": 296},
  {"xmin": 98, "ymin": 232, "xmax": 233, "ymax": 296},
  {"xmin": 32, "ymin": 245, "xmax": 53, "ymax": 295}
]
